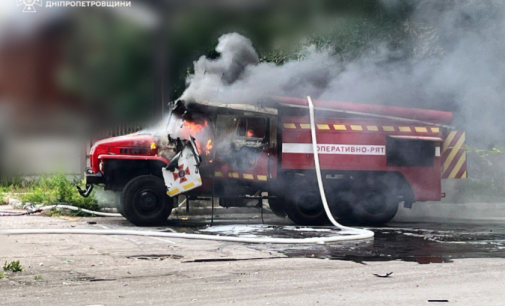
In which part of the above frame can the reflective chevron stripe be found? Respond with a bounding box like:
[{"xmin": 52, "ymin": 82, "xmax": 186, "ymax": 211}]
[{"xmin": 442, "ymin": 131, "xmax": 467, "ymax": 179}]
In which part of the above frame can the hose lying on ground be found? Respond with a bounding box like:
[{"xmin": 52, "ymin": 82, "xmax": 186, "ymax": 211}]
[
  {"xmin": 0, "ymin": 228, "xmax": 368, "ymax": 244},
  {"xmin": 0, "ymin": 96, "xmax": 374, "ymax": 244},
  {"xmin": 1, "ymin": 198, "xmax": 189, "ymax": 218},
  {"xmin": 0, "ymin": 205, "xmax": 122, "ymax": 217},
  {"xmin": 42, "ymin": 205, "xmax": 123, "ymax": 217},
  {"xmin": 0, "ymin": 210, "xmax": 40, "ymax": 217}
]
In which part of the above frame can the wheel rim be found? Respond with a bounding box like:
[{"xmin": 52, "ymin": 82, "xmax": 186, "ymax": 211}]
[
  {"xmin": 134, "ymin": 189, "xmax": 162, "ymax": 216},
  {"xmin": 297, "ymin": 192, "xmax": 324, "ymax": 217},
  {"xmin": 359, "ymin": 191, "xmax": 387, "ymax": 215}
]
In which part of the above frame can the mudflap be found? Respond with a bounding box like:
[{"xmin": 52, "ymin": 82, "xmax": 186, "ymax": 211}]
[{"xmin": 162, "ymin": 137, "xmax": 203, "ymax": 197}]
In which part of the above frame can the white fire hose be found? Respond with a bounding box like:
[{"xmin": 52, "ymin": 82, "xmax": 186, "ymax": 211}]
[
  {"xmin": 305, "ymin": 96, "xmax": 374, "ymax": 240},
  {"xmin": 0, "ymin": 96, "xmax": 373, "ymax": 244},
  {"xmin": 42, "ymin": 205, "xmax": 123, "ymax": 217}
]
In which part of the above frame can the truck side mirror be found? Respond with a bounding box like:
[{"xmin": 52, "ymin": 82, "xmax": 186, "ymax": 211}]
[
  {"xmin": 188, "ymin": 136, "xmax": 202, "ymax": 165},
  {"xmin": 166, "ymin": 153, "xmax": 181, "ymax": 172}
]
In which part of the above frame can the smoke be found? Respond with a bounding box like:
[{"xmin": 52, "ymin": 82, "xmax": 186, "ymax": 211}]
[
  {"xmin": 181, "ymin": 33, "xmax": 260, "ymax": 102},
  {"xmin": 180, "ymin": 34, "xmax": 340, "ymax": 106},
  {"xmin": 180, "ymin": 0, "xmax": 505, "ymax": 145}
]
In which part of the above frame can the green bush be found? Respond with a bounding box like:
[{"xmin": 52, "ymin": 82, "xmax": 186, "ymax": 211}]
[
  {"xmin": 21, "ymin": 174, "xmax": 99, "ymax": 213},
  {"xmin": 0, "ymin": 176, "xmax": 23, "ymax": 189}
]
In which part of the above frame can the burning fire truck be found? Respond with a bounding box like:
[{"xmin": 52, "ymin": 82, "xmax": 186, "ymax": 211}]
[{"xmin": 78, "ymin": 97, "xmax": 467, "ymax": 226}]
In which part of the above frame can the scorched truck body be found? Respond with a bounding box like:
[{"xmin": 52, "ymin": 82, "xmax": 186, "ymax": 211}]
[{"xmin": 78, "ymin": 97, "xmax": 467, "ymax": 226}]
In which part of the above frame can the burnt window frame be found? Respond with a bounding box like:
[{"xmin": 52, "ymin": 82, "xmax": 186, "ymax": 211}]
[
  {"xmin": 386, "ymin": 137, "xmax": 436, "ymax": 167},
  {"xmin": 236, "ymin": 116, "xmax": 268, "ymax": 139}
]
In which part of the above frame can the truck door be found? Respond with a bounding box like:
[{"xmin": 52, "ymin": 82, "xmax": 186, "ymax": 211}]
[{"xmin": 215, "ymin": 115, "xmax": 269, "ymax": 181}]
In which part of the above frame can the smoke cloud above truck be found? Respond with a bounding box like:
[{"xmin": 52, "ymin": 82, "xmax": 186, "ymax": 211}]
[{"xmin": 180, "ymin": 0, "xmax": 505, "ymax": 146}]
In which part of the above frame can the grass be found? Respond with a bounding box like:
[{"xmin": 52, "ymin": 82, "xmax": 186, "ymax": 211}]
[
  {"xmin": 34, "ymin": 275, "xmax": 42, "ymax": 280},
  {"xmin": 3, "ymin": 260, "xmax": 23, "ymax": 273},
  {"xmin": 0, "ymin": 272, "xmax": 6, "ymax": 279},
  {"xmin": 1, "ymin": 174, "xmax": 100, "ymax": 215},
  {"xmin": 23, "ymin": 174, "xmax": 99, "ymax": 214}
]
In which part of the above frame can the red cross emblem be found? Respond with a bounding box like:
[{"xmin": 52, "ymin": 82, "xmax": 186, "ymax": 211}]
[{"xmin": 173, "ymin": 164, "xmax": 191, "ymax": 183}]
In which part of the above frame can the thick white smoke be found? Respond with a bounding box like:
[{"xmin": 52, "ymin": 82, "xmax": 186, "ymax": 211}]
[{"xmin": 180, "ymin": 1, "xmax": 505, "ymax": 145}]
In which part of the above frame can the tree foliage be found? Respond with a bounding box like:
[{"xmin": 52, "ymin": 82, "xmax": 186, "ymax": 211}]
[{"xmin": 60, "ymin": 1, "xmax": 415, "ymax": 118}]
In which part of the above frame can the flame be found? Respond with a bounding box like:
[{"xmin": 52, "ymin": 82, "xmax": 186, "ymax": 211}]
[
  {"xmin": 183, "ymin": 120, "xmax": 207, "ymax": 135},
  {"xmin": 206, "ymin": 139, "xmax": 213, "ymax": 153},
  {"xmin": 182, "ymin": 119, "xmax": 213, "ymax": 156}
]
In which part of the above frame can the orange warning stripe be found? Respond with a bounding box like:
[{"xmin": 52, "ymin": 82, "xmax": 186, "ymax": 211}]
[
  {"xmin": 283, "ymin": 123, "xmax": 441, "ymax": 133},
  {"xmin": 442, "ymin": 131, "xmax": 467, "ymax": 179},
  {"xmin": 215, "ymin": 172, "xmax": 267, "ymax": 181}
]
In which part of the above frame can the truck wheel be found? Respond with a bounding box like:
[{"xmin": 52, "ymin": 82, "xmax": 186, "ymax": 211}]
[
  {"xmin": 115, "ymin": 192, "xmax": 125, "ymax": 217},
  {"xmin": 328, "ymin": 191, "xmax": 357, "ymax": 224},
  {"xmin": 268, "ymin": 194, "xmax": 286, "ymax": 218},
  {"xmin": 121, "ymin": 175, "xmax": 174, "ymax": 226},
  {"xmin": 351, "ymin": 190, "xmax": 399, "ymax": 225},
  {"xmin": 283, "ymin": 179, "xmax": 329, "ymax": 225}
]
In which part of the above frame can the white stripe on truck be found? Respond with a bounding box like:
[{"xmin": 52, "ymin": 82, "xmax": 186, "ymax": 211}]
[{"xmin": 282, "ymin": 143, "xmax": 386, "ymax": 155}]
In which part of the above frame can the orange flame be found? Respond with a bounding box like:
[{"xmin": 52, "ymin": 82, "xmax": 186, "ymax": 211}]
[
  {"xmin": 183, "ymin": 120, "xmax": 207, "ymax": 135},
  {"xmin": 182, "ymin": 120, "xmax": 213, "ymax": 156},
  {"xmin": 206, "ymin": 139, "xmax": 213, "ymax": 154}
]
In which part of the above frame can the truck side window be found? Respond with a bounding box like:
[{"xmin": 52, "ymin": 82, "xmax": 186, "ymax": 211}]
[
  {"xmin": 237, "ymin": 117, "xmax": 266, "ymax": 138},
  {"xmin": 387, "ymin": 138, "xmax": 435, "ymax": 167}
]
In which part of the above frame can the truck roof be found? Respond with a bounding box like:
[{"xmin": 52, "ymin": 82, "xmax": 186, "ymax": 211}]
[
  {"xmin": 182, "ymin": 96, "xmax": 453, "ymax": 125},
  {"xmin": 276, "ymin": 97, "xmax": 453, "ymax": 125},
  {"xmin": 183, "ymin": 99, "xmax": 278, "ymax": 115}
]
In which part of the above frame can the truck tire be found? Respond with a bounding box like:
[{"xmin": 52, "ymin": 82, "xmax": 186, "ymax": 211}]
[
  {"xmin": 121, "ymin": 175, "xmax": 174, "ymax": 226},
  {"xmin": 115, "ymin": 192, "xmax": 125, "ymax": 217},
  {"xmin": 267, "ymin": 181, "xmax": 286, "ymax": 218},
  {"xmin": 268, "ymin": 195, "xmax": 286, "ymax": 218},
  {"xmin": 283, "ymin": 179, "xmax": 329, "ymax": 225},
  {"xmin": 350, "ymin": 190, "xmax": 398, "ymax": 225},
  {"xmin": 328, "ymin": 190, "xmax": 357, "ymax": 224}
]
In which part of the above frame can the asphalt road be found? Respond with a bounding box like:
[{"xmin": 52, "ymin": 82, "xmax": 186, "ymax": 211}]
[{"xmin": 2, "ymin": 204, "xmax": 505, "ymax": 305}]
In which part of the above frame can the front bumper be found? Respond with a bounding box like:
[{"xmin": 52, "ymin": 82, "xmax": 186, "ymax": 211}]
[
  {"xmin": 84, "ymin": 170, "xmax": 104, "ymax": 185},
  {"xmin": 76, "ymin": 169, "xmax": 104, "ymax": 198}
]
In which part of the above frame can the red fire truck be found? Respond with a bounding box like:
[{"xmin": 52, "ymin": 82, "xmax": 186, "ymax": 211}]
[{"xmin": 78, "ymin": 97, "xmax": 467, "ymax": 226}]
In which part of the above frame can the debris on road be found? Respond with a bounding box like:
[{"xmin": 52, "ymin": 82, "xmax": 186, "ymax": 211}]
[
  {"xmin": 373, "ymin": 272, "xmax": 393, "ymax": 278},
  {"xmin": 89, "ymin": 278, "xmax": 116, "ymax": 282},
  {"xmin": 127, "ymin": 254, "xmax": 183, "ymax": 261}
]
